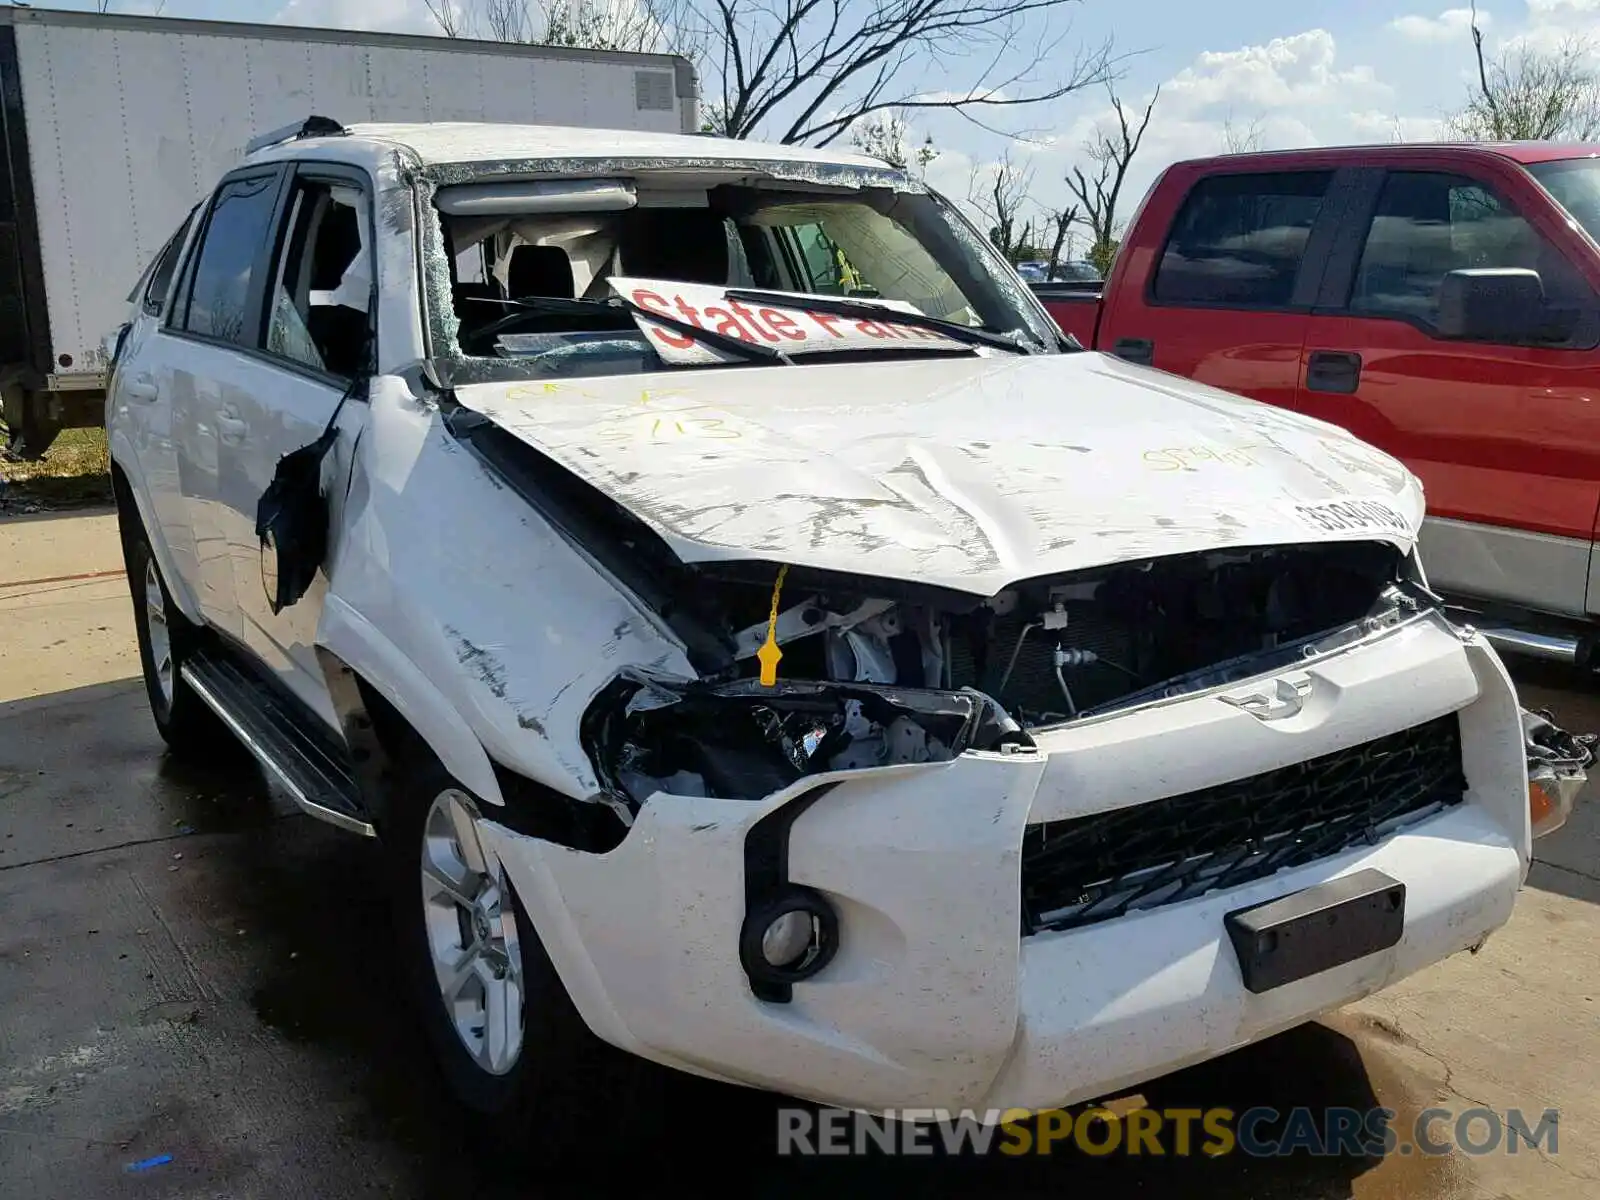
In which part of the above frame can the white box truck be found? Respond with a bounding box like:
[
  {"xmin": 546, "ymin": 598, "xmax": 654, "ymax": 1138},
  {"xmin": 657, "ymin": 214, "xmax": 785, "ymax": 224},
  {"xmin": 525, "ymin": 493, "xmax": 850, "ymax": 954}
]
[{"xmin": 0, "ymin": 5, "xmax": 697, "ymax": 456}]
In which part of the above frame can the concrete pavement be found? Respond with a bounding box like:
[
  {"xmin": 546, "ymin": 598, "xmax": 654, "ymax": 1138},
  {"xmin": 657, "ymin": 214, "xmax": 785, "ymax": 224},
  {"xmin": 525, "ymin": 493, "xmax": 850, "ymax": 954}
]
[{"xmin": 3, "ymin": 505, "xmax": 1598, "ymax": 1198}]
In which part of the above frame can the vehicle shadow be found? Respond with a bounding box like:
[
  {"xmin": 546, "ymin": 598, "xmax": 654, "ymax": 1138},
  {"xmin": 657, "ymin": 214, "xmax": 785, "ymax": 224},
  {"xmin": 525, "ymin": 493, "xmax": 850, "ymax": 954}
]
[
  {"xmin": 199, "ymin": 810, "xmax": 1412, "ymax": 1200},
  {"xmin": 0, "ymin": 677, "xmax": 1466, "ymax": 1199}
]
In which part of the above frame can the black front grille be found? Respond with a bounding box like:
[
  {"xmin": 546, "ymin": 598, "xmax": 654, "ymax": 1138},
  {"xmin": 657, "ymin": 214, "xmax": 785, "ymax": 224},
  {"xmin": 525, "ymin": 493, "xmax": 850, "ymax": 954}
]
[{"xmin": 1020, "ymin": 714, "xmax": 1466, "ymax": 935}]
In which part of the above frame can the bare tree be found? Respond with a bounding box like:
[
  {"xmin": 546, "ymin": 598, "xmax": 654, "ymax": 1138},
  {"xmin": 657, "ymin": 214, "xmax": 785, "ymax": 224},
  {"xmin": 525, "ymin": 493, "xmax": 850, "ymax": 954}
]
[
  {"xmin": 849, "ymin": 110, "xmax": 939, "ymax": 177},
  {"xmin": 423, "ymin": 1, "xmax": 468, "ymax": 36},
  {"xmin": 694, "ymin": 0, "xmax": 1115, "ymax": 145},
  {"xmin": 426, "ymin": 0, "xmax": 677, "ymax": 53},
  {"xmin": 427, "ymin": 0, "xmax": 1117, "ymax": 148},
  {"xmin": 1446, "ymin": 1, "xmax": 1600, "ymax": 140},
  {"xmin": 968, "ymin": 153, "xmax": 1039, "ymax": 263},
  {"xmin": 1221, "ymin": 111, "xmax": 1264, "ymax": 154},
  {"xmin": 1042, "ymin": 202, "xmax": 1079, "ymax": 276},
  {"xmin": 1066, "ymin": 83, "xmax": 1157, "ymax": 276}
]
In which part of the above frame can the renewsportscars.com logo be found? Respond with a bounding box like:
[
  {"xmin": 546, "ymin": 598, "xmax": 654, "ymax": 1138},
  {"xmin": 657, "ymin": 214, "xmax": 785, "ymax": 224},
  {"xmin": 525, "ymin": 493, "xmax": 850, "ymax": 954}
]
[{"xmin": 777, "ymin": 1105, "xmax": 1560, "ymax": 1158}]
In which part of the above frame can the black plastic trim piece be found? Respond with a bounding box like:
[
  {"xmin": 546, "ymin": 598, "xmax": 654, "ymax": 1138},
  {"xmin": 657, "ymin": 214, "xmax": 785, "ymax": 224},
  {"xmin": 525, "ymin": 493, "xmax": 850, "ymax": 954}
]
[
  {"xmin": 487, "ymin": 760, "xmax": 630, "ymax": 853},
  {"xmin": 1224, "ymin": 867, "xmax": 1406, "ymax": 994},
  {"xmin": 740, "ymin": 782, "xmax": 838, "ymax": 1003}
]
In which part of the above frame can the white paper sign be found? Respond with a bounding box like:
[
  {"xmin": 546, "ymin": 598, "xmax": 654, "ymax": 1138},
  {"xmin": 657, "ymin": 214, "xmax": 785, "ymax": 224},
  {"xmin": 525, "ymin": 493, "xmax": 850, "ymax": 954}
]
[
  {"xmin": 608, "ymin": 276, "xmax": 972, "ymax": 364},
  {"xmin": 1292, "ymin": 497, "xmax": 1414, "ymax": 537}
]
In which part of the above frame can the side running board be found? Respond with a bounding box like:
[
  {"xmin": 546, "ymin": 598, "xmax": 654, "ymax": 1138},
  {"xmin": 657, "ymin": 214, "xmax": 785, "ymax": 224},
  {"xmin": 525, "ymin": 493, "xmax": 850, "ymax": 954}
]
[{"xmin": 181, "ymin": 649, "xmax": 375, "ymax": 838}]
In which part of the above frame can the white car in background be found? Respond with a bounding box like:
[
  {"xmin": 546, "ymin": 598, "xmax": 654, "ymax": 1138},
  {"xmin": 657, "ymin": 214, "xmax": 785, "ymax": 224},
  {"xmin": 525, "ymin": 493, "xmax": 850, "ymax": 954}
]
[{"xmin": 105, "ymin": 116, "xmax": 1583, "ymax": 1145}]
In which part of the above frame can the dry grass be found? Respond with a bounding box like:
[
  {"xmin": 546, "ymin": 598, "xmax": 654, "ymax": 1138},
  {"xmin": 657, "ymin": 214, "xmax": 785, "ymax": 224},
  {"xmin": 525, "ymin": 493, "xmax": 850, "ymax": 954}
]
[{"xmin": 0, "ymin": 424, "xmax": 114, "ymax": 510}]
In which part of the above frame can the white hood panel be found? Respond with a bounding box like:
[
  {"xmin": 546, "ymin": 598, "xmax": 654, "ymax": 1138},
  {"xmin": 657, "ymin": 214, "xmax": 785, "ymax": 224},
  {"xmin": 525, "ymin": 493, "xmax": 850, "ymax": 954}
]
[{"xmin": 456, "ymin": 352, "xmax": 1424, "ymax": 595}]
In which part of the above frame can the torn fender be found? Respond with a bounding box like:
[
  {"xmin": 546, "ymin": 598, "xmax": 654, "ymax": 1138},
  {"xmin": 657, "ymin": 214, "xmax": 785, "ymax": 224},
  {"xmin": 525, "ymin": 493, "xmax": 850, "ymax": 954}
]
[
  {"xmin": 316, "ymin": 593, "xmax": 504, "ymax": 805},
  {"xmin": 321, "ymin": 377, "xmax": 695, "ymax": 804}
]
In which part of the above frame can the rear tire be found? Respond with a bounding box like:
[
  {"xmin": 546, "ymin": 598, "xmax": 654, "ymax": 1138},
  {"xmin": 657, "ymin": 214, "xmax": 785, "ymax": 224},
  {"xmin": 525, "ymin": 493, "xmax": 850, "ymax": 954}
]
[
  {"xmin": 387, "ymin": 761, "xmax": 659, "ymax": 1160},
  {"xmin": 122, "ymin": 517, "xmax": 234, "ymax": 758}
]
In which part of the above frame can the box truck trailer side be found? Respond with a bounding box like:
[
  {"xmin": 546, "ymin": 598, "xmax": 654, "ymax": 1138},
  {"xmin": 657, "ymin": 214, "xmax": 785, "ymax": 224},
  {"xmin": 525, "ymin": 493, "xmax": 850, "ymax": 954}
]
[{"xmin": 0, "ymin": 5, "xmax": 697, "ymax": 457}]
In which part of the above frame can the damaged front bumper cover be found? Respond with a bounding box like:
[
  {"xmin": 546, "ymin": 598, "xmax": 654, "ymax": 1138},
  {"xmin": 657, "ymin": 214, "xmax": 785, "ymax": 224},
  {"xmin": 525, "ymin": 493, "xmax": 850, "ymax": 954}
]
[{"xmin": 479, "ymin": 618, "xmax": 1532, "ymax": 1114}]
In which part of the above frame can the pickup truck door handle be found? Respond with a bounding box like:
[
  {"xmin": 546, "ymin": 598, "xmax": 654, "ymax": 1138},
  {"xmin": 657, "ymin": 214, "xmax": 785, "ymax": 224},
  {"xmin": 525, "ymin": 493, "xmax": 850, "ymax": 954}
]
[
  {"xmin": 217, "ymin": 409, "xmax": 248, "ymax": 445},
  {"xmin": 124, "ymin": 372, "xmax": 159, "ymax": 401},
  {"xmin": 1306, "ymin": 350, "xmax": 1363, "ymax": 394},
  {"xmin": 1113, "ymin": 337, "xmax": 1154, "ymax": 366}
]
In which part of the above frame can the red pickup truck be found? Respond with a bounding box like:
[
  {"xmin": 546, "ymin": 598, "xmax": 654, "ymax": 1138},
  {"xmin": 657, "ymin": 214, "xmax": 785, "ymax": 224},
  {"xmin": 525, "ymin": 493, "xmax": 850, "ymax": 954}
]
[{"xmin": 1035, "ymin": 142, "xmax": 1600, "ymax": 665}]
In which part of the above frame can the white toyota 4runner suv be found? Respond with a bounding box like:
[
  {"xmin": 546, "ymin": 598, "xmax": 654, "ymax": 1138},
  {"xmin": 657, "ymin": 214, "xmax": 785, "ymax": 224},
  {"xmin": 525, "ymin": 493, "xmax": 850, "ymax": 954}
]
[{"xmin": 107, "ymin": 117, "xmax": 1586, "ymax": 1135}]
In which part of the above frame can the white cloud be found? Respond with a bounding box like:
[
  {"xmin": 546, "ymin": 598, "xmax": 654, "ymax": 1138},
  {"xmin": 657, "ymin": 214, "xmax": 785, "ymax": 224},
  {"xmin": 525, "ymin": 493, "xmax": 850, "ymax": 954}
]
[
  {"xmin": 1526, "ymin": 0, "xmax": 1600, "ymax": 15},
  {"xmin": 1389, "ymin": 8, "xmax": 1485, "ymax": 42},
  {"xmin": 1162, "ymin": 30, "xmax": 1388, "ymax": 113},
  {"xmin": 1051, "ymin": 29, "xmax": 1383, "ymax": 177},
  {"xmin": 274, "ymin": 0, "xmax": 449, "ymax": 35},
  {"xmin": 942, "ymin": 27, "xmax": 1399, "ymax": 251}
]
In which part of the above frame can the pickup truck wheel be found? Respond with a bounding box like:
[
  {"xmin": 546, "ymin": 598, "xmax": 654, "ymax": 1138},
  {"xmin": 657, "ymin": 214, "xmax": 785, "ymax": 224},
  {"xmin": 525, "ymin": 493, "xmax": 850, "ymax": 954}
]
[
  {"xmin": 391, "ymin": 769, "xmax": 657, "ymax": 1158},
  {"xmin": 125, "ymin": 528, "xmax": 232, "ymax": 757}
]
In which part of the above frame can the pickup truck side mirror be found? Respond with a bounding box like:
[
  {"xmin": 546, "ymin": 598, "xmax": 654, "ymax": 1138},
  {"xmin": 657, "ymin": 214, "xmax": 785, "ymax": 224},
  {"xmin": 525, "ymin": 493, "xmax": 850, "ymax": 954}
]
[{"xmin": 1436, "ymin": 268, "xmax": 1545, "ymax": 341}]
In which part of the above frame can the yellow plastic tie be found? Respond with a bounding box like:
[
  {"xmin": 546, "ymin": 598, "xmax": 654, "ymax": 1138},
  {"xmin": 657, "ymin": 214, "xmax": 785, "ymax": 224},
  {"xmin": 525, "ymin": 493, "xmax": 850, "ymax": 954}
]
[{"xmin": 757, "ymin": 564, "xmax": 789, "ymax": 686}]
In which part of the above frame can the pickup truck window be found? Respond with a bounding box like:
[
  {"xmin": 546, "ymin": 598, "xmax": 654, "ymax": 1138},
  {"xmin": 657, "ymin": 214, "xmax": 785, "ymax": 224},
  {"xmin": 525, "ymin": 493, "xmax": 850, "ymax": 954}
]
[
  {"xmin": 1349, "ymin": 170, "xmax": 1598, "ymax": 345},
  {"xmin": 177, "ymin": 173, "xmax": 282, "ymax": 346},
  {"xmin": 1152, "ymin": 171, "xmax": 1331, "ymax": 309},
  {"xmin": 1528, "ymin": 159, "xmax": 1600, "ymax": 245}
]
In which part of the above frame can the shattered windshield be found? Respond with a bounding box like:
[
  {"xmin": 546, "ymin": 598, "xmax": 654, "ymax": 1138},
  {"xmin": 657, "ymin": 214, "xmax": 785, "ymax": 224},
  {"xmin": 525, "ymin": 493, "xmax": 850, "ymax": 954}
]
[{"xmin": 427, "ymin": 174, "xmax": 1061, "ymax": 379}]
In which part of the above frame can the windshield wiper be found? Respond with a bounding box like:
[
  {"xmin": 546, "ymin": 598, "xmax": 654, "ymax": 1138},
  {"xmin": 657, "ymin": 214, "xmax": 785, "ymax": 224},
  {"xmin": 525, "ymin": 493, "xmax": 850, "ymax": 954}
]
[
  {"xmin": 723, "ymin": 288, "xmax": 1036, "ymax": 355},
  {"xmin": 466, "ymin": 294, "xmax": 791, "ymax": 366},
  {"xmin": 610, "ymin": 295, "xmax": 792, "ymax": 365}
]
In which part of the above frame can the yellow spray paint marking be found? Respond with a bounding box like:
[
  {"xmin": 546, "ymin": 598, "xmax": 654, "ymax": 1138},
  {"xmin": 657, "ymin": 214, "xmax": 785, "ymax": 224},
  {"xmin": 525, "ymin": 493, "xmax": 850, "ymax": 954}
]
[{"xmin": 757, "ymin": 564, "xmax": 789, "ymax": 686}]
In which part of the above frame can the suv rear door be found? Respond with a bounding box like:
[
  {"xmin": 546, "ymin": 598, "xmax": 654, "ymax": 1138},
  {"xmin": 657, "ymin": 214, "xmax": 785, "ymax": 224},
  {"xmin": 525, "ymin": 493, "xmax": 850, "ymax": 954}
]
[
  {"xmin": 1098, "ymin": 166, "xmax": 1344, "ymax": 410},
  {"xmin": 1297, "ymin": 158, "xmax": 1600, "ymax": 618},
  {"xmin": 109, "ymin": 207, "xmax": 201, "ymax": 609},
  {"xmin": 160, "ymin": 165, "xmax": 290, "ymax": 640}
]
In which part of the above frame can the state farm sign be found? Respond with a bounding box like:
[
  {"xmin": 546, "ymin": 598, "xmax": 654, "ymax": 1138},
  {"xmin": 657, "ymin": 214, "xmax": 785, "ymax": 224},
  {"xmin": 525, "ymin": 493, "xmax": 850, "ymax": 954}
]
[{"xmin": 609, "ymin": 276, "xmax": 971, "ymax": 364}]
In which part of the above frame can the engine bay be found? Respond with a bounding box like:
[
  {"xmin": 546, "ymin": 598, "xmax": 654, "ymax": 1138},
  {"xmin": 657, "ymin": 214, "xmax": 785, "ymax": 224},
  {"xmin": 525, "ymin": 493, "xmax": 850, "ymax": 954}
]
[{"xmin": 584, "ymin": 540, "xmax": 1425, "ymax": 808}]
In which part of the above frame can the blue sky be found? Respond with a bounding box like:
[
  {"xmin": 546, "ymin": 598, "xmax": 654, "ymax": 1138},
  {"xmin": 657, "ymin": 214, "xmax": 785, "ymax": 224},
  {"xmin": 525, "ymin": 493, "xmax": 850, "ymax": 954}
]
[{"xmin": 50, "ymin": 0, "xmax": 1600, "ymax": 252}]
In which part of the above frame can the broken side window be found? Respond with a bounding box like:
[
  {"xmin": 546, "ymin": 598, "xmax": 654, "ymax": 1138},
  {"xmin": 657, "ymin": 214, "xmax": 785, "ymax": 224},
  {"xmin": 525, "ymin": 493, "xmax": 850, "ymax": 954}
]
[{"xmin": 266, "ymin": 179, "xmax": 372, "ymax": 378}]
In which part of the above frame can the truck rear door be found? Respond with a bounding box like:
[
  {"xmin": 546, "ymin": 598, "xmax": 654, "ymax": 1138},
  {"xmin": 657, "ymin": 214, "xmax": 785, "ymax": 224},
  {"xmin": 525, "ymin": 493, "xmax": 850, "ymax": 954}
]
[
  {"xmin": 1297, "ymin": 159, "xmax": 1600, "ymax": 619},
  {"xmin": 1099, "ymin": 167, "xmax": 1344, "ymax": 410}
]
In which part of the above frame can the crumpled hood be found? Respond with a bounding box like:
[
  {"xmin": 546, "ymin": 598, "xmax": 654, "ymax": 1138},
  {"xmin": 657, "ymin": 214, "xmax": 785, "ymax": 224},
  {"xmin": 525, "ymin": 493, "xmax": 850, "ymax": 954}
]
[{"xmin": 454, "ymin": 351, "xmax": 1424, "ymax": 596}]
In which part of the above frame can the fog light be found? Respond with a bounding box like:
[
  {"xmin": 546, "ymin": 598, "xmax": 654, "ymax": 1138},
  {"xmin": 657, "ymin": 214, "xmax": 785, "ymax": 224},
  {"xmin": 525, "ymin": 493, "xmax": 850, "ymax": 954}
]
[
  {"xmin": 762, "ymin": 909, "xmax": 818, "ymax": 969},
  {"xmin": 739, "ymin": 887, "xmax": 839, "ymax": 997}
]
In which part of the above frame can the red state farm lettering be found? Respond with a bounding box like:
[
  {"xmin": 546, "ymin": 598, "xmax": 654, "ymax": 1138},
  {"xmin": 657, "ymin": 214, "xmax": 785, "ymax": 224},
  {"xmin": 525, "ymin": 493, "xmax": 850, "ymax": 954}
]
[
  {"xmin": 625, "ymin": 281, "xmax": 959, "ymax": 355},
  {"xmin": 629, "ymin": 290, "xmax": 695, "ymax": 349},
  {"xmin": 760, "ymin": 309, "xmax": 806, "ymax": 341},
  {"xmin": 727, "ymin": 298, "xmax": 780, "ymax": 343},
  {"xmin": 701, "ymin": 304, "xmax": 756, "ymax": 341}
]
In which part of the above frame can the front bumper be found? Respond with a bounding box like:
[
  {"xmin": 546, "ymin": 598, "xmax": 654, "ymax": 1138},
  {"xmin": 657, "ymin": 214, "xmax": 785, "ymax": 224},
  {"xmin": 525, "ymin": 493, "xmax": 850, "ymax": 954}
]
[{"xmin": 481, "ymin": 615, "xmax": 1529, "ymax": 1114}]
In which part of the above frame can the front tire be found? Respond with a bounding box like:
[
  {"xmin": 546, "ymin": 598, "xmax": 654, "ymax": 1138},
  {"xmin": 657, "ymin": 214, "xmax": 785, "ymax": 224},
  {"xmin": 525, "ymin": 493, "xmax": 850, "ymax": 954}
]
[{"xmin": 389, "ymin": 764, "xmax": 655, "ymax": 1156}]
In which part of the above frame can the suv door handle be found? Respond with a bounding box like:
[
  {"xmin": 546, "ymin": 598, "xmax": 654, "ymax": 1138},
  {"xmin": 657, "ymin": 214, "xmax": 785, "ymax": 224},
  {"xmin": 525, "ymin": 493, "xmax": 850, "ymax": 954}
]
[
  {"xmin": 1113, "ymin": 337, "xmax": 1154, "ymax": 366},
  {"xmin": 217, "ymin": 410, "xmax": 248, "ymax": 444},
  {"xmin": 1306, "ymin": 350, "xmax": 1362, "ymax": 394},
  {"xmin": 124, "ymin": 372, "xmax": 158, "ymax": 401}
]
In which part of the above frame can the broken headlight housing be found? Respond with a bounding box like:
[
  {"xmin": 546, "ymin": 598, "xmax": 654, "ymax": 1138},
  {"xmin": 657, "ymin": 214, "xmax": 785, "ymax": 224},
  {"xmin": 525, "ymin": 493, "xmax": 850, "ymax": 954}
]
[{"xmin": 581, "ymin": 672, "xmax": 1029, "ymax": 809}]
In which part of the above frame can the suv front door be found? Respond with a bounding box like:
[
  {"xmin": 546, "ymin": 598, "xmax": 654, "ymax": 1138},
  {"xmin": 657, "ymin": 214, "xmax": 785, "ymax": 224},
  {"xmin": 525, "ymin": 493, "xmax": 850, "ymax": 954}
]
[
  {"xmin": 1298, "ymin": 163, "xmax": 1600, "ymax": 618},
  {"xmin": 217, "ymin": 164, "xmax": 374, "ymax": 725}
]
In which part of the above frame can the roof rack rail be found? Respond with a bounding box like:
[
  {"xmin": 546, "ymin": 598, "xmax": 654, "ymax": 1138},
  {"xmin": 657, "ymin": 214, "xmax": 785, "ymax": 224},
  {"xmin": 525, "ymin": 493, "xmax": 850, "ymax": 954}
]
[{"xmin": 244, "ymin": 115, "xmax": 348, "ymax": 157}]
